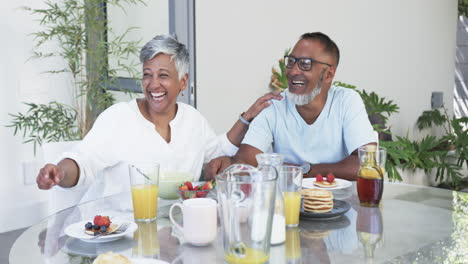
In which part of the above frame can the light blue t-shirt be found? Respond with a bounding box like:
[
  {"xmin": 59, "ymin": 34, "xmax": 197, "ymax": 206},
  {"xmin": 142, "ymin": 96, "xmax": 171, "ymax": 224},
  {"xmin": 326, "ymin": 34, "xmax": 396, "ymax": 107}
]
[{"xmin": 243, "ymin": 86, "xmax": 376, "ymax": 165}]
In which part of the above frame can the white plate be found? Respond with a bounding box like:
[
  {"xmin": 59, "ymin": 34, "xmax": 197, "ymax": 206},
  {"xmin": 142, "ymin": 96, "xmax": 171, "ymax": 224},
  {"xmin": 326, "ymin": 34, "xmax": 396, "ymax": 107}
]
[
  {"xmin": 302, "ymin": 178, "xmax": 352, "ymax": 190},
  {"xmin": 64, "ymin": 219, "xmax": 138, "ymax": 243},
  {"xmin": 130, "ymin": 259, "xmax": 170, "ymax": 264}
]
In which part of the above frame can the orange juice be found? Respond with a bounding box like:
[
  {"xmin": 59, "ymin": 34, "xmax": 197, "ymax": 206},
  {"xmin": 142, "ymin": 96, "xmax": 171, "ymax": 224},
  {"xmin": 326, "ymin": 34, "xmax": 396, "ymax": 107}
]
[
  {"xmin": 131, "ymin": 184, "xmax": 158, "ymax": 221},
  {"xmin": 224, "ymin": 247, "xmax": 269, "ymax": 264},
  {"xmin": 286, "ymin": 228, "xmax": 301, "ymax": 261},
  {"xmin": 283, "ymin": 192, "xmax": 301, "ymax": 226}
]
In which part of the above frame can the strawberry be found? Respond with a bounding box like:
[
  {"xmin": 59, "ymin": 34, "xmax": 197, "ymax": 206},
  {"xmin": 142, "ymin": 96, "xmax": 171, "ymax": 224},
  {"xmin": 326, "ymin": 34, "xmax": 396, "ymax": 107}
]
[
  {"xmin": 194, "ymin": 186, "xmax": 200, "ymax": 190},
  {"xmin": 93, "ymin": 215, "xmax": 101, "ymax": 225},
  {"xmin": 316, "ymin": 174, "xmax": 324, "ymax": 182},
  {"xmin": 179, "ymin": 184, "xmax": 189, "ymax": 191},
  {"xmin": 97, "ymin": 216, "xmax": 111, "ymax": 227},
  {"xmin": 185, "ymin": 181, "xmax": 194, "ymax": 190},
  {"xmin": 202, "ymin": 180, "xmax": 214, "ymax": 190},
  {"xmin": 326, "ymin": 173, "xmax": 335, "ymax": 183}
]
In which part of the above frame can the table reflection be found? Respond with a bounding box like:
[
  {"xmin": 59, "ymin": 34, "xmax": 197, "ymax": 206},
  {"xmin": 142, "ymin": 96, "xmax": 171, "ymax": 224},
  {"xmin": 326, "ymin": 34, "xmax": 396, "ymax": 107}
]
[
  {"xmin": 356, "ymin": 206, "xmax": 384, "ymax": 263},
  {"xmin": 133, "ymin": 221, "xmax": 160, "ymax": 258},
  {"xmin": 9, "ymin": 183, "xmax": 467, "ymax": 264}
]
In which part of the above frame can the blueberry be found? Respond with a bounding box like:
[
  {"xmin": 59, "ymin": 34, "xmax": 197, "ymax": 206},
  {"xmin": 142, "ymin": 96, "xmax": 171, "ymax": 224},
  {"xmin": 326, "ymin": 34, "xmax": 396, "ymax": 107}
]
[
  {"xmin": 84, "ymin": 222, "xmax": 93, "ymax": 229},
  {"xmin": 93, "ymin": 224, "xmax": 100, "ymax": 230},
  {"xmin": 94, "ymin": 232, "xmax": 99, "ymax": 236},
  {"xmin": 100, "ymin": 225, "xmax": 107, "ymax": 232}
]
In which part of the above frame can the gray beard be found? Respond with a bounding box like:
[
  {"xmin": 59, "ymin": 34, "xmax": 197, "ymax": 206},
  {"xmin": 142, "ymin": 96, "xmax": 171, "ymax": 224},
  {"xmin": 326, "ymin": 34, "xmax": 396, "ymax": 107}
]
[{"xmin": 287, "ymin": 83, "xmax": 322, "ymax": 106}]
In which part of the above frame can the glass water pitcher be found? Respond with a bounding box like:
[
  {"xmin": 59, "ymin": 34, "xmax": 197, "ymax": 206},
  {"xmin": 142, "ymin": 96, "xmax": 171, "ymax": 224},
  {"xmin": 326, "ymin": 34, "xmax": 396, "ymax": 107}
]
[{"xmin": 256, "ymin": 153, "xmax": 286, "ymax": 245}]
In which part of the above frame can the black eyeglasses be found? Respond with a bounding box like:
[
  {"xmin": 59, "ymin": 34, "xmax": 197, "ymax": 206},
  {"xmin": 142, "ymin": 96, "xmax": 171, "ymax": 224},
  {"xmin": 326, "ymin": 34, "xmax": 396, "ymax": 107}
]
[{"xmin": 284, "ymin": 55, "xmax": 332, "ymax": 71}]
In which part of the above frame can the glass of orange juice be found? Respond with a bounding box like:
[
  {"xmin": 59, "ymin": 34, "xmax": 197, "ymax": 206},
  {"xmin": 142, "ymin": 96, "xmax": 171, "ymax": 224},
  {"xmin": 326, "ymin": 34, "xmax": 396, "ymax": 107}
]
[
  {"xmin": 129, "ymin": 162, "xmax": 160, "ymax": 222},
  {"xmin": 280, "ymin": 166, "xmax": 303, "ymax": 227}
]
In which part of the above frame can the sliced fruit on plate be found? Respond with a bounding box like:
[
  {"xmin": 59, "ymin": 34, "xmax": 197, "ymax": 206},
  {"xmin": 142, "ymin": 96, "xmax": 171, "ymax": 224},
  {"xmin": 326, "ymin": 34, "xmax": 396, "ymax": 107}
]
[
  {"xmin": 85, "ymin": 223, "xmax": 120, "ymax": 236},
  {"xmin": 84, "ymin": 215, "xmax": 116, "ymax": 236},
  {"xmin": 313, "ymin": 173, "xmax": 337, "ymax": 188}
]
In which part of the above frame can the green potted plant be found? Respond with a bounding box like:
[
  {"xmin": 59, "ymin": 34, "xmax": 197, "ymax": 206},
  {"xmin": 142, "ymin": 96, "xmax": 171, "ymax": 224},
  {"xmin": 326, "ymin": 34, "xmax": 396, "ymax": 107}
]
[
  {"xmin": 416, "ymin": 108, "xmax": 468, "ymax": 188},
  {"xmin": 7, "ymin": 0, "xmax": 143, "ymax": 153},
  {"xmin": 270, "ymin": 49, "xmax": 290, "ymax": 92},
  {"xmin": 332, "ymin": 82, "xmax": 404, "ymax": 181}
]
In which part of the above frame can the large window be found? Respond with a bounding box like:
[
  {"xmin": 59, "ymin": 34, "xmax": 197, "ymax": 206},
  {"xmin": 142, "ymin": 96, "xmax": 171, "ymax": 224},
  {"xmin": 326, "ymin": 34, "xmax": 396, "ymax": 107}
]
[{"xmin": 106, "ymin": 0, "xmax": 196, "ymax": 106}]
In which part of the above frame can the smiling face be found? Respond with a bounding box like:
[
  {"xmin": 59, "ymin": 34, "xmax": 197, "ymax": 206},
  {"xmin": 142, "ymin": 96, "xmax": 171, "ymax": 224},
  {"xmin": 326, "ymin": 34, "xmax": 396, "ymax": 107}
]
[
  {"xmin": 286, "ymin": 39, "xmax": 335, "ymax": 103},
  {"xmin": 142, "ymin": 53, "xmax": 188, "ymax": 116}
]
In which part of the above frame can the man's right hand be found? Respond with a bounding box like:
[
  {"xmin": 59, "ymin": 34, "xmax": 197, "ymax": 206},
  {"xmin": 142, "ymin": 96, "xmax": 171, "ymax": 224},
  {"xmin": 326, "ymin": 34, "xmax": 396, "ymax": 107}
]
[
  {"xmin": 36, "ymin": 164, "xmax": 65, "ymax": 190},
  {"xmin": 204, "ymin": 156, "xmax": 233, "ymax": 181}
]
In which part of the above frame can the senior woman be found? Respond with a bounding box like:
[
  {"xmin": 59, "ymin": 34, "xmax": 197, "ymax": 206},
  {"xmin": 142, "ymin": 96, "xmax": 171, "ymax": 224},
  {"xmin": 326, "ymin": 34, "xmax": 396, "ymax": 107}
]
[{"xmin": 36, "ymin": 35, "xmax": 281, "ymax": 191}]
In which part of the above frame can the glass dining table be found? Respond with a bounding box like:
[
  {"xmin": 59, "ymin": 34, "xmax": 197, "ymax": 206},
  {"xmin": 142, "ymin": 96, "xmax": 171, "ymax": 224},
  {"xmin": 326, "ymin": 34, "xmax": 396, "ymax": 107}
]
[{"xmin": 8, "ymin": 182, "xmax": 467, "ymax": 264}]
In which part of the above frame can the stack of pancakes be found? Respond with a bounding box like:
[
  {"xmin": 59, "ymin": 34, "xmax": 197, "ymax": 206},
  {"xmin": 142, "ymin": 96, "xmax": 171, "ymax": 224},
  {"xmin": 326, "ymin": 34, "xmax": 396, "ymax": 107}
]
[{"xmin": 301, "ymin": 189, "xmax": 334, "ymax": 213}]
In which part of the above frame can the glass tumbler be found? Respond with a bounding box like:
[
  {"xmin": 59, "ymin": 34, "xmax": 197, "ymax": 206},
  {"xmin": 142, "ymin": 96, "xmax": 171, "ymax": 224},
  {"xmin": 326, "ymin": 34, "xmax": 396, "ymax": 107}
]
[
  {"xmin": 129, "ymin": 162, "xmax": 160, "ymax": 221},
  {"xmin": 279, "ymin": 166, "xmax": 303, "ymax": 227}
]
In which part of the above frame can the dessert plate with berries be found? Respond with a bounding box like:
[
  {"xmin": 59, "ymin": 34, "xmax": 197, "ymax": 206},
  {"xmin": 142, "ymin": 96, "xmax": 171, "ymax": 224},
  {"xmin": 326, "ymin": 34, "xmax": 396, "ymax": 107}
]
[
  {"xmin": 64, "ymin": 215, "xmax": 137, "ymax": 243},
  {"xmin": 302, "ymin": 173, "xmax": 352, "ymax": 190}
]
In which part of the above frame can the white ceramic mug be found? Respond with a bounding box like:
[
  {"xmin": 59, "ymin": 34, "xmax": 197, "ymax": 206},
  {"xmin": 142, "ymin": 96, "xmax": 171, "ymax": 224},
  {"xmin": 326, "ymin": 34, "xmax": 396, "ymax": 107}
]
[{"xmin": 169, "ymin": 198, "xmax": 217, "ymax": 246}]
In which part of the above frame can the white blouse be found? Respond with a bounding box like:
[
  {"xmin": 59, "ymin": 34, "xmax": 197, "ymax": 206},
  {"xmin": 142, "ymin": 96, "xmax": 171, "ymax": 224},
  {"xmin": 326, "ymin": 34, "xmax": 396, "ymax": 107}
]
[{"xmin": 57, "ymin": 99, "xmax": 237, "ymax": 188}]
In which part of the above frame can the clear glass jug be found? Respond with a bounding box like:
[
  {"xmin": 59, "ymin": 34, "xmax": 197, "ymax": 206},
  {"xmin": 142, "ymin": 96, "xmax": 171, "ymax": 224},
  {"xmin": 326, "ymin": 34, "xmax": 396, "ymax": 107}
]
[
  {"xmin": 256, "ymin": 153, "xmax": 286, "ymax": 245},
  {"xmin": 217, "ymin": 164, "xmax": 278, "ymax": 264}
]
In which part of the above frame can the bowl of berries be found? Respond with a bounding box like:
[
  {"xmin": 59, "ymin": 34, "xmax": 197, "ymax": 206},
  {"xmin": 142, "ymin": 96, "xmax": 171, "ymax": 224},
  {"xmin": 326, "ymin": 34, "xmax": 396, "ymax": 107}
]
[{"xmin": 177, "ymin": 180, "xmax": 216, "ymax": 200}]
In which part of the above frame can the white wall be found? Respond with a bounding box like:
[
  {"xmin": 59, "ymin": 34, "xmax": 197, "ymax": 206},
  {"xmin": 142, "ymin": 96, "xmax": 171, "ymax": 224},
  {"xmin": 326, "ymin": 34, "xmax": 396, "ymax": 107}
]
[
  {"xmin": 0, "ymin": 0, "xmax": 73, "ymax": 232},
  {"xmin": 195, "ymin": 0, "xmax": 458, "ymax": 140}
]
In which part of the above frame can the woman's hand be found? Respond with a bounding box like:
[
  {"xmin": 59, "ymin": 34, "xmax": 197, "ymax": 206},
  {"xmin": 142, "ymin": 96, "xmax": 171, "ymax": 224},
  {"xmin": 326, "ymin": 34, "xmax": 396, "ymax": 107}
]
[
  {"xmin": 36, "ymin": 164, "xmax": 65, "ymax": 189},
  {"xmin": 242, "ymin": 92, "xmax": 283, "ymax": 122},
  {"xmin": 36, "ymin": 159, "xmax": 79, "ymax": 189}
]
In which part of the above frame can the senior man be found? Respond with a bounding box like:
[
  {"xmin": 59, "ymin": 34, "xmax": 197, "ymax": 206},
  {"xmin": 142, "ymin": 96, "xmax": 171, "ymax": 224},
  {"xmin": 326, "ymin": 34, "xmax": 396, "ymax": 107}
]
[{"xmin": 206, "ymin": 32, "xmax": 376, "ymax": 180}]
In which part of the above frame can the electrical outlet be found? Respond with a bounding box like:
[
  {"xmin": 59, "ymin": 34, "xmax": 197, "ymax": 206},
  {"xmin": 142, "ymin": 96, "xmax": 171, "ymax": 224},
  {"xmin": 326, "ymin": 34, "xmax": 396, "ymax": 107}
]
[{"xmin": 431, "ymin": 92, "xmax": 443, "ymax": 109}]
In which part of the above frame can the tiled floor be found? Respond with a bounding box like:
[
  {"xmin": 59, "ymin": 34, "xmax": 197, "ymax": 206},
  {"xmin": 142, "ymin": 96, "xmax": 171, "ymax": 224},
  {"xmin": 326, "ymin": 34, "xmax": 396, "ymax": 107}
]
[{"xmin": 0, "ymin": 228, "xmax": 26, "ymax": 264}]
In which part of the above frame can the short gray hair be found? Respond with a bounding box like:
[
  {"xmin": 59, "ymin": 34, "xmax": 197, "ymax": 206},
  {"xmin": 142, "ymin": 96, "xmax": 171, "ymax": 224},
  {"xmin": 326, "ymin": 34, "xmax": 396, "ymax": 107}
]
[{"xmin": 140, "ymin": 35, "xmax": 189, "ymax": 80}]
